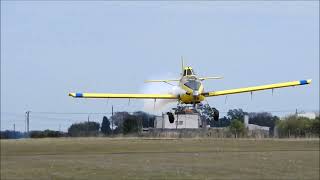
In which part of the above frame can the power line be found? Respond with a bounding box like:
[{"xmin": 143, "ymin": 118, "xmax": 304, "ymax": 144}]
[
  {"xmin": 29, "ymin": 111, "xmax": 145, "ymax": 115},
  {"xmin": 27, "ymin": 115, "xmax": 76, "ymax": 121},
  {"xmin": 30, "ymin": 112, "xmax": 113, "ymax": 115},
  {"xmin": 4, "ymin": 108, "xmax": 318, "ymax": 116}
]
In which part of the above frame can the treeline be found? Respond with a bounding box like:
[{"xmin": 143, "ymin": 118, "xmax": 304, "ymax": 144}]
[
  {"xmin": 66, "ymin": 111, "xmax": 155, "ymax": 137},
  {"xmin": 208, "ymin": 109, "xmax": 319, "ymax": 138},
  {"xmin": 1, "ymin": 109, "xmax": 318, "ymax": 139},
  {"xmin": 208, "ymin": 109, "xmax": 278, "ymax": 137},
  {"xmin": 68, "ymin": 121, "xmax": 101, "ymax": 137},
  {"xmin": 0, "ymin": 111, "xmax": 155, "ymax": 139},
  {"xmin": 0, "ymin": 130, "xmax": 66, "ymax": 139},
  {"xmin": 209, "ymin": 109, "xmax": 278, "ymax": 129},
  {"xmin": 0, "ymin": 130, "xmax": 26, "ymax": 139},
  {"xmin": 30, "ymin": 130, "xmax": 66, "ymax": 138},
  {"xmin": 277, "ymin": 115, "xmax": 319, "ymax": 138}
]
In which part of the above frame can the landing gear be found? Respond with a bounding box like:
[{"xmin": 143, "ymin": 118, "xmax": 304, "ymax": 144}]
[{"xmin": 167, "ymin": 112, "xmax": 175, "ymax": 123}]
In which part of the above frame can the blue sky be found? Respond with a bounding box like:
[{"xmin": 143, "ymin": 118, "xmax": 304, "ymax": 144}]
[{"xmin": 1, "ymin": 1, "xmax": 319, "ymax": 131}]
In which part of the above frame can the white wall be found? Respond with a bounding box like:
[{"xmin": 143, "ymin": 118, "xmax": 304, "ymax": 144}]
[{"xmin": 155, "ymin": 113, "xmax": 200, "ymax": 129}]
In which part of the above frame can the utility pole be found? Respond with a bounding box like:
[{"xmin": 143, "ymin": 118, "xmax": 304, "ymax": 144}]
[
  {"xmin": 148, "ymin": 115, "xmax": 150, "ymax": 128},
  {"xmin": 139, "ymin": 115, "xmax": 143, "ymax": 135},
  {"xmin": 25, "ymin": 113, "xmax": 26, "ymax": 133},
  {"xmin": 25, "ymin": 111, "xmax": 30, "ymax": 137},
  {"xmin": 87, "ymin": 115, "xmax": 90, "ymax": 136},
  {"xmin": 111, "ymin": 105, "xmax": 114, "ymax": 136},
  {"xmin": 13, "ymin": 123, "xmax": 16, "ymax": 139}
]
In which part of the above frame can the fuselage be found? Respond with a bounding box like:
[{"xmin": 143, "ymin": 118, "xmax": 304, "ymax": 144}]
[{"xmin": 179, "ymin": 67, "xmax": 205, "ymax": 104}]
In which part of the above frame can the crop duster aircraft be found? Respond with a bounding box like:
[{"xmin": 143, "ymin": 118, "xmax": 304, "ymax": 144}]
[{"xmin": 69, "ymin": 61, "xmax": 311, "ymax": 110}]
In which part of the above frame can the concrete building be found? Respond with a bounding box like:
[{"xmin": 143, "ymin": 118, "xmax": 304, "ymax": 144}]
[
  {"xmin": 154, "ymin": 112, "xmax": 201, "ymax": 129},
  {"xmin": 244, "ymin": 115, "xmax": 270, "ymax": 138},
  {"xmin": 244, "ymin": 115, "xmax": 270, "ymax": 131}
]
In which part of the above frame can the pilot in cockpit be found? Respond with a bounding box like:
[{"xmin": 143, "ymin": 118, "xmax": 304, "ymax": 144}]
[{"xmin": 183, "ymin": 67, "xmax": 195, "ymax": 76}]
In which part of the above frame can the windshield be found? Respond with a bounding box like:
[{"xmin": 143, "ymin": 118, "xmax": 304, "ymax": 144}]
[{"xmin": 184, "ymin": 80, "xmax": 201, "ymax": 90}]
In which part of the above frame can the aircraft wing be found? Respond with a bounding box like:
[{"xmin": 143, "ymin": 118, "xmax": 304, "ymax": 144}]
[
  {"xmin": 144, "ymin": 79, "xmax": 180, "ymax": 83},
  {"xmin": 203, "ymin": 79, "xmax": 311, "ymax": 97},
  {"xmin": 199, "ymin": 76, "xmax": 223, "ymax": 81},
  {"xmin": 69, "ymin": 93, "xmax": 178, "ymax": 99}
]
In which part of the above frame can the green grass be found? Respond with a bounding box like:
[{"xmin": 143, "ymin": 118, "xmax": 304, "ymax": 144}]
[{"xmin": 1, "ymin": 138, "xmax": 319, "ymax": 180}]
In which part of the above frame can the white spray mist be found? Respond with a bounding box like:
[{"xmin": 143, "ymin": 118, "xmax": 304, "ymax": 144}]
[{"xmin": 140, "ymin": 73, "xmax": 185, "ymax": 114}]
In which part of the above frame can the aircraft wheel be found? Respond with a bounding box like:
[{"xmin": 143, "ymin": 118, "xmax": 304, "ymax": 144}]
[{"xmin": 167, "ymin": 112, "xmax": 175, "ymax": 123}]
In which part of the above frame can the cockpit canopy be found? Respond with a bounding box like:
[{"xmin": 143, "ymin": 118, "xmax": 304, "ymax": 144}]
[
  {"xmin": 184, "ymin": 80, "xmax": 201, "ymax": 90},
  {"xmin": 183, "ymin": 67, "xmax": 195, "ymax": 76}
]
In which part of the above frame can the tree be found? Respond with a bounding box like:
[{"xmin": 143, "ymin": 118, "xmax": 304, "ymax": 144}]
[
  {"xmin": 201, "ymin": 104, "xmax": 219, "ymax": 127},
  {"xmin": 229, "ymin": 119, "xmax": 245, "ymax": 138},
  {"xmin": 276, "ymin": 115, "xmax": 319, "ymax": 138},
  {"xmin": 109, "ymin": 111, "xmax": 157, "ymax": 134},
  {"xmin": 110, "ymin": 111, "xmax": 130, "ymax": 129},
  {"xmin": 0, "ymin": 130, "xmax": 25, "ymax": 139},
  {"xmin": 101, "ymin": 116, "xmax": 111, "ymax": 135},
  {"xmin": 218, "ymin": 116, "xmax": 231, "ymax": 127},
  {"xmin": 68, "ymin": 121, "xmax": 100, "ymax": 137},
  {"xmin": 133, "ymin": 111, "xmax": 155, "ymax": 128},
  {"xmin": 227, "ymin": 109, "xmax": 247, "ymax": 122},
  {"xmin": 123, "ymin": 115, "xmax": 141, "ymax": 134},
  {"xmin": 311, "ymin": 116, "xmax": 320, "ymax": 135},
  {"xmin": 29, "ymin": 130, "xmax": 64, "ymax": 138}
]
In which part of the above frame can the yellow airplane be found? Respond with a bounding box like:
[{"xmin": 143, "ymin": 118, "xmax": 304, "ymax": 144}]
[{"xmin": 69, "ymin": 60, "xmax": 311, "ymax": 106}]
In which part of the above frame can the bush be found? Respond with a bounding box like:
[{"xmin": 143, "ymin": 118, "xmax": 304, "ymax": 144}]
[
  {"xmin": 68, "ymin": 121, "xmax": 100, "ymax": 137},
  {"xmin": 276, "ymin": 115, "xmax": 319, "ymax": 138},
  {"xmin": 123, "ymin": 115, "xmax": 142, "ymax": 135},
  {"xmin": 0, "ymin": 130, "xmax": 25, "ymax": 139},
  {"xmin": 101, "ymin": 116, "xmax": 112, "ymax": 135},
  {"xmin": 30, "ymin": 130, "xmax": 64, "ymax": 138},
  {"xmin": 229, "ymin": 119, "xmax": 245, "ymax": 138},
  {"xmin": 227, "ymin": 109, "xmax": 247, "ymax": 122}
]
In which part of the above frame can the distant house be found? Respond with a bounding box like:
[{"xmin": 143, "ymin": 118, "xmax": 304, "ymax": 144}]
[
  {"xmin": 244, "ymin": 115, "xmax": 270, "ymax": 138},
  {"xmin": 244, "ymin": 115, "xmax": 270, "ymax": 131},
  {"xmin": 154, "ymin": 112, "xmax": 201, "ymax": 129},
  {"xmin": 297, "ymin": 112, "xmax": 319, "ymax": 119}
]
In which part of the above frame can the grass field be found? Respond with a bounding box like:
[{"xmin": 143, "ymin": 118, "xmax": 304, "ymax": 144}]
[{"xmin": 1, "ymin": 138, "xmax": 319, "ymax": 180}]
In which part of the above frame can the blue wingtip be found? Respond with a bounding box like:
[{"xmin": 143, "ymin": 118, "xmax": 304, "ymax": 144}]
[
  {"xmin": 299, "ymin": 80, "xmax": 308, "ymax": 85},
  {"xmin": 75, "ymin": 93, "xmax": 83, "ymax": 97}
]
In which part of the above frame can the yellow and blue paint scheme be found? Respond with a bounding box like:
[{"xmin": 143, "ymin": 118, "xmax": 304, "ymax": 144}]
[
  {"xmin": 68, "ymin": 93, "xmax": 177, "ymax": 99},
  {"xmin": 178, "ymin": 67, "xmax": 205, "ymax": 104},
  {"xmin": 69, "ymin": 64, "xmax": 311, "ymax": 105},
  {"xmin": 203, "ymin": 79, "xmax": 312, "ymax": 97}
]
